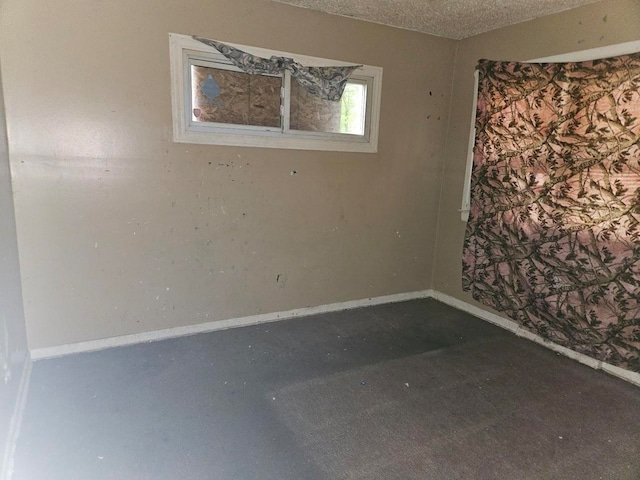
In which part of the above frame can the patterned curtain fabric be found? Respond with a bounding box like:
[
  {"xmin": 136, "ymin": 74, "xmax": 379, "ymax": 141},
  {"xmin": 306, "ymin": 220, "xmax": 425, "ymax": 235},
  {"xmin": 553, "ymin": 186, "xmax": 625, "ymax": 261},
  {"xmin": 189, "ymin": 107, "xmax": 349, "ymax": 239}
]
[
  {"xmin": 193, "ymin": 36, "xmax": 361, "ymax": 101},
  {"xmin": 463, "ymin": 54, "xmax": 640, "ymax": 372}
]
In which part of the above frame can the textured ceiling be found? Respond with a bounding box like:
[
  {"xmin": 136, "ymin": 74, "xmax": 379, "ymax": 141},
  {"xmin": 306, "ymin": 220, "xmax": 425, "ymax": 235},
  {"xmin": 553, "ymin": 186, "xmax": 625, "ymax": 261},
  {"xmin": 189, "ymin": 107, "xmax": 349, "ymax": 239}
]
[{"xmin": 273, "ymin": 0, "xmax": 605, "ymax": 39}]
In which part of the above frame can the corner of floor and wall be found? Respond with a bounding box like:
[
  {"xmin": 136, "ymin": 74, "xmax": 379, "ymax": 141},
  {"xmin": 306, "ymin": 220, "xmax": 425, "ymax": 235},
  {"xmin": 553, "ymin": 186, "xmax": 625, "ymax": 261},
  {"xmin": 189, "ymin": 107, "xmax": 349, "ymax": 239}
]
[{"xmin": 2, "ymin": 0, "xmax": 640, "ymax": 477}]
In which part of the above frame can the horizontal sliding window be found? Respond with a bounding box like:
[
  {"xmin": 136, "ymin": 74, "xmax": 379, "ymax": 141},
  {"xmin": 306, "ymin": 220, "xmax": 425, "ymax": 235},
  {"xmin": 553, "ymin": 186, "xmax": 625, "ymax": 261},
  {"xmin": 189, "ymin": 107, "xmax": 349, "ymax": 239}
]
[{"xmin": 169, "ymin": 33, "xmax": 382, "ymax": 152}]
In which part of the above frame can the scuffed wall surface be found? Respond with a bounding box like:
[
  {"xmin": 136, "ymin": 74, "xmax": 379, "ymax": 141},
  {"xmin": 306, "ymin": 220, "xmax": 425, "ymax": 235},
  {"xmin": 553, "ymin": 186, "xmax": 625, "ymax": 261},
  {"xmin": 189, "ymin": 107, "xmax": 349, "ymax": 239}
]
[
  {"xmin": 432, "ymin": 0, "xmax": 640, "ymax": 303},
  {"xmin": 0, "ymin": 0, "xmax": 456, "ymax": 348},
  {"xmin": 0, "ymin": 58, "xmax": 29, "ymax": 474}
]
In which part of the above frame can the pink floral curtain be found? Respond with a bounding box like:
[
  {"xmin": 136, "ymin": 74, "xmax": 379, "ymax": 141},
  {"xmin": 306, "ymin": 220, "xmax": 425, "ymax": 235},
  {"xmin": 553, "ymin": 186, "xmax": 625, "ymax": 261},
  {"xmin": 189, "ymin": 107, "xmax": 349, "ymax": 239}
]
[{"xmin": 463, "ymin": 54, "xmax": 640, "ymax": 373}]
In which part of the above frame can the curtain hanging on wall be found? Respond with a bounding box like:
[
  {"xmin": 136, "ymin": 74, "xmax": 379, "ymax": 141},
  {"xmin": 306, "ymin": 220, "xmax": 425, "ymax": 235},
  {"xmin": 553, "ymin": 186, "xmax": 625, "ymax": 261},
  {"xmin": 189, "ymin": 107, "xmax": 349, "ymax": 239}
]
[
  {"xmin": 463, "ymin": 54, "xmax": 640, "ymax": 372},
  {"xmin": 193, "ymin": 36, "xmax": 361, "ymax": 101}
]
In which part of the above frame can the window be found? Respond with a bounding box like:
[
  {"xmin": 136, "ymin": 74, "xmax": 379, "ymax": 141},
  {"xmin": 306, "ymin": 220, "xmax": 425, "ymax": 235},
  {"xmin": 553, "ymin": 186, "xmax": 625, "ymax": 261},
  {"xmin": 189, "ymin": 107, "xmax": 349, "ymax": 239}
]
[{"xmin": 169, "ymin": 33, "xmax": 382, "ymax": 152}]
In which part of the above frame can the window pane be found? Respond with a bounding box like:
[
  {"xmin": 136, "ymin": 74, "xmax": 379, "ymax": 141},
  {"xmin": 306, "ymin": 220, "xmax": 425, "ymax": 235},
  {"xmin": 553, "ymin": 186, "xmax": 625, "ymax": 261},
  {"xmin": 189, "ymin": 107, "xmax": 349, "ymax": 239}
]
[
  {"xmin": 289, "ymin": 79, "xmax": 366, "ymax": 135},
  {"xmin": 289, "ymin": 80, "xmax": 341, "ymax": 133},
  {"xmin": 191, "ymin": 65, "xmax": 281, "ymax": 128},
  {"xmin": 340, "ymin": 82, "xmax": 367, "ymax": 135}
]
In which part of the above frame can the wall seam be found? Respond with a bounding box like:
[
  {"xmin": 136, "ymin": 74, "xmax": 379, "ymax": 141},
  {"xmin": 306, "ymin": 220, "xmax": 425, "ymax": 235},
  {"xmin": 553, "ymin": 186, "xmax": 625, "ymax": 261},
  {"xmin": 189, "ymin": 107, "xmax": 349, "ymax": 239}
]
[
  {"xmin": 429, "ymin": 40, "xmax": 460, "ymax": 289},
  {"xmin": 0, "ymin": 32, "xmax": 30, "ymax": 353}
]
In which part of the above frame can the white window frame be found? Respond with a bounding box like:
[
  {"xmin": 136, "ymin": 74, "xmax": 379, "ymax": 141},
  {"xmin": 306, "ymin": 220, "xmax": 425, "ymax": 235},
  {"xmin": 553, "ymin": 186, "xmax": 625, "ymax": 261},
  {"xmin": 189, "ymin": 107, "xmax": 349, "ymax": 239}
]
[
  {"xmin": 460, "ymin": 40, "xmax": 640, "ymax": 222},
  {"xmin": 169, "ymin": 33, "xmax": 382, "ymax": 153}
]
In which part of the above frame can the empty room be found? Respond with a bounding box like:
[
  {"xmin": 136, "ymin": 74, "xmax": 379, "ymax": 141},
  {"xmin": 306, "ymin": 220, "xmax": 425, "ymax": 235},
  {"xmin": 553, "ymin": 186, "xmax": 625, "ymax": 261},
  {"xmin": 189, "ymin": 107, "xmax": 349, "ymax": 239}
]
[{"xmin": 1, "ymin": 0, "xmax": 639, "ymax": 478}]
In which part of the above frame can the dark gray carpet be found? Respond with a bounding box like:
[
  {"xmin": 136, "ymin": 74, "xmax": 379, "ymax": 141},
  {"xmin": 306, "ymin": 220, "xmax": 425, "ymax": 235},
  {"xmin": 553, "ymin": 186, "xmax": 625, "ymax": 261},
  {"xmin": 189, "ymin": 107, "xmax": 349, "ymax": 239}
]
[{"xmin": 13, "ymin": 299, "xmax": 640, "ymax": 479}]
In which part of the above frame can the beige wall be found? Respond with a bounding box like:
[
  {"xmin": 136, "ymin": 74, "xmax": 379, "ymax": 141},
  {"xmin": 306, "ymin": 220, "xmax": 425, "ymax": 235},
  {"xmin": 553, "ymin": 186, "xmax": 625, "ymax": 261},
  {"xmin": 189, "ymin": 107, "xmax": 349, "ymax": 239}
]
[
  {"xmin": 0, "ymin": 0, "xmax": 456, "ymax": 348},
  {"xmin": 432, "ymin": 0, "xmax": 640, "ymax": 305},
  {"xmin": 0, "ymin": 58, "xmax": 29, "ymax": 474},
  {"xmin": 3, "ymin": 0, "xmax": 636, "ymax": 351}
]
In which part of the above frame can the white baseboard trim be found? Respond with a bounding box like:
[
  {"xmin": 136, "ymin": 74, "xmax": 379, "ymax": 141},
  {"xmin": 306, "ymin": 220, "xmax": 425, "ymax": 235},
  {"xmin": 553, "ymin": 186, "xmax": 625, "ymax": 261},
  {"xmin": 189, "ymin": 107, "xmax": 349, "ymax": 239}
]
[
  {"xmin": 28, "ymin": 287, "xmax": 640, "ymax": 388},
  {"xmin": 31, "ymin": 290, "xmax": 433, "ymax": 360},
  {"xmin": 1, "ymin": 354, "xmax": 32, "ymax": 480},
  {"xmin": 430, "ymin": 290, "xmax": 640, "ymax": 388}
]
